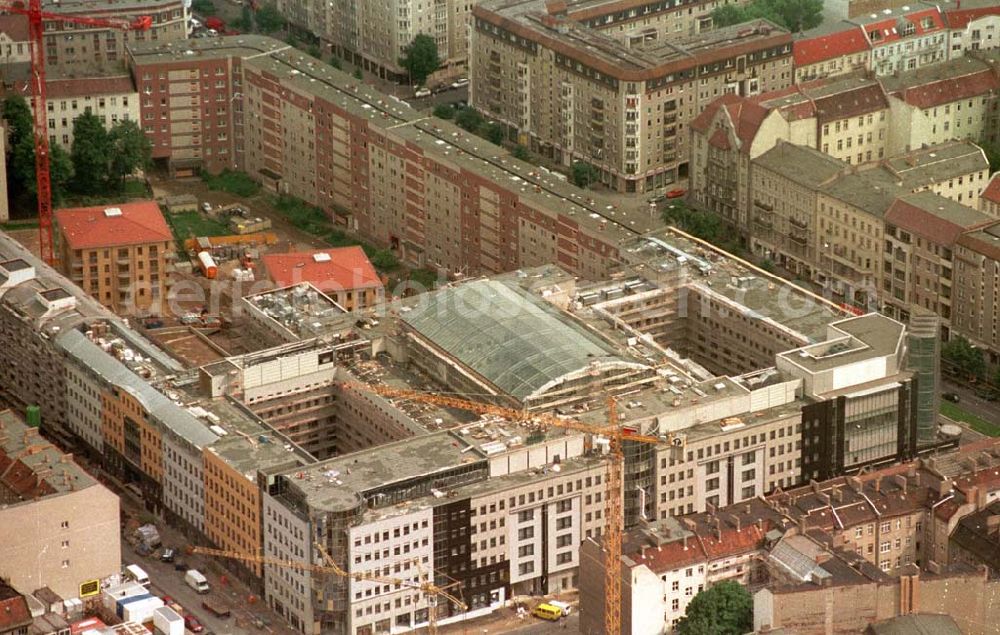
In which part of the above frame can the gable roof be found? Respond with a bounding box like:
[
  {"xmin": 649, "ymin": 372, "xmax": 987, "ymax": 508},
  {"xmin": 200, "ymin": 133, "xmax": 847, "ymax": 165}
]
[
  {"xmin": 55, "ymin": 201, "xmax": 172, "ymax": 250},
  {"xmin": 793, "ymin": 26, "xmax": 870, "ymax": 67},
  {"xmin": 982, "ymin": 173, "xmax": 1000, "ymax": 205},
  {"xmin": 691, "ymin": 93, "xmax": 770, "ymax": 154},
  {"xmin": 890, "ymin": 68, "xmax": 1000, "ymax": 109},
  {"xmin": 262, "ymin": 246, "xmax": 383, "ymax": 293},
  {"xmin": 884, "ymin": 192, "xmax": 994, "ymax": 244},
  {"xmin": 47, "ymin": 75, "xmax": 135, "ymax": 99},
  {"xmin": 690, "ymin": 93, "xmax": 742, "ymax": 133},
  {"xmin": 0, "ymin": 14, "xmax": 29, "ymax": 41}
]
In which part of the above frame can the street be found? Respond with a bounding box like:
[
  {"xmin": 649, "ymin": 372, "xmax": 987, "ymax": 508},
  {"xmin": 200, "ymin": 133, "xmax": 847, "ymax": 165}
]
[
  {"xmin": 942, "ymin": 377, "xmax": 1000, "ymax": 425},
  {"xmin": 440, "ymin": 610, "xmax": 579, "ymax": 634}
]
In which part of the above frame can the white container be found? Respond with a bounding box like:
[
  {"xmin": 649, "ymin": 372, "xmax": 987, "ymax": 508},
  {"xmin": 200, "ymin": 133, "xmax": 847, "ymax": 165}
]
[{"xmin": 153, "ymin": 606, "xmax": 184, "ymax": 635}]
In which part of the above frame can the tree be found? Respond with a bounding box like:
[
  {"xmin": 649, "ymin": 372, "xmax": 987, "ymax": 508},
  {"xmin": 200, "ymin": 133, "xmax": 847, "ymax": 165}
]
[
  {"xmin": 70, "ymin": 112, "xmax": 111, "ymax": 195},
  {"xmin": 661, "ymin": 201, "xmax": 724, "ymax": 244},
  {"xmin": 433, "ymin": 104, "xmax": 455, "ymax": 119},
  {"xmin": 307, "ymin": 44, "xmax": 321, "ymax": 59},
  {"xmin": 353, "ymin": 68, "xmax": 363, "ymax": 81},
  {"xmin": 512, "ymin": 145, "xmax": 530, "ymax": 161},
  {"xmin": 399, "ymin": 34, "xmax": 440, "ymax": 86},
  {"xmin": 254, "ymin": 4, "xmax": 286, "ymax": 34},
  {"xmin": 368, "ymin": 249, "xmax": 399, "ymax": 271},
  {"xmin": 454, "ymin": 107, "xmax": 484, "ymax": 133},
  {"xmin": 571, "ymin": 161, "xmax": 599, "ymax": 188},
  {"xmin": 2, "ymin": 94, "xmax": 33, "ymax": 149},
  {"xmin": 329, "ymin": 55, "xmax": 342, "ymax": 70},
  {"xmin": 675, "ymin": 581, "xmax": 752, "ymax": 635},
  {"xmin": 12, "ymin": 135, "xmax": 72, "ymax": 202},
  {"xmin": 711, "ymin": 0, "xmax": 822, "ymax": 32},
  {"xmin": 191, "ymin": 0, "xmax": 215, "ymax": 14},
  {"xmin": 107, "ymin": 120, "xmax": 152, "ymax": 188},
  {"xmin": 232, "ymin": 5, "xmax": 253, "ymax": 31},
  {"xmin": 980, "ymin": 139, "xmax": 1000, "ymax": 172},
  {"xmin": 483, "ymin": 122, "xmax": 505, "ymax": 145},
  {"xmin": 943, "ymin": 335, "xmax": 986, "ymax": 380}
]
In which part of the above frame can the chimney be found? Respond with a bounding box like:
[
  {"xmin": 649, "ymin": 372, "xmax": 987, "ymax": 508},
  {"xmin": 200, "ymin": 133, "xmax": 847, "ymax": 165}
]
[
  {"xmin": 815, "ymin": 551, "xmax": 831, "ymax": 564},
  {"xmin": 715, "ymin": 528, "xmax": 722, "ymax": 541},
  {"xmin": 682, "ymin": 533, "xmax": 689, "ymax": 550},
  {"xmin": 893, "ymin": 474, "xmax": 907, "ymax": 495},
  {"xmin": 682, "ymin": 518, "xmax": 696, "ymax": 530},
  {"xmin": 755, "ymin": 518, "xmax": 763, "ymax": 531},
  {"xmin": 874, "ymin": 477, "xmax": 882, "ymax": 494},
  {"xmin": 810, "ymin": 479, "xmax": 821, "ymax": 494},
  {"xmin": 798, "ymin": 516, "xmax": 807, "ymax": 534},
  {"xmin": 938, "ymin": 478, "xmax": 953, "ymax": 497},
  {"xmin": 732, "ymin": 515, "xmax": 741, "ymax": 532},
  {"xmin": 831, "ymin": 487, "xmax": 843, "ymax": 503}
]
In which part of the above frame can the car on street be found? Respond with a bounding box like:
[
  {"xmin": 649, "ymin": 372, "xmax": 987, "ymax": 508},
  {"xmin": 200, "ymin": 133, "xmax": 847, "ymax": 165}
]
[
  {"xmin": 184, "ymin": 615, "xmax": 204, "ymax": 633},
  {"xmin": 414, "ymin": 87, "xmax": 431, "ymax": 98},
  {"xmin": 942, "ymin": 392, "xmax": 960, "ymax": 403},
  {"xmin": 665, "ymin": 188, "xmax": 687, "ymax": 199},
  {"xmin": 451, "ymin": 78, "xmax": 469, "ymax": 88}
]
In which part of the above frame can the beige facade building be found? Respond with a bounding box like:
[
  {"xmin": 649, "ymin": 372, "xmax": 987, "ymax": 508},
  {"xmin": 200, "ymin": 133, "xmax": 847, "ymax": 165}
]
[
  {"xmin": 42, "ymin": 76, "xmax": 139, "ymax": 149},
  {"xmin": 0, "ymin": 409, "xmax": 121, "ymax": 601},
  {"xmin": 56, "ymin": 201, "xmax": 174, "ymax": 315},
  {"xmin": 953, "ymin": 225, "xmax": 1000, "ymax": 364},
  {"xmin": 469, "ymin": 0, "xmax": 791, "ymax": 193}
]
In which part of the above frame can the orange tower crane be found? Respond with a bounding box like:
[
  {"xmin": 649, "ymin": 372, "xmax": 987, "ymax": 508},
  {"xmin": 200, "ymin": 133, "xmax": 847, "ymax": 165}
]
[
  {"xmin": 0, "ymin": 1, "xmax": 151, "ymax": 264},
  {"xmin": 188, "ymin": 544, "xmax": 466, "ymax": 635},
  {"xmin": 341, "ymin": 381, "xmax": 669, "ymax": 635}
]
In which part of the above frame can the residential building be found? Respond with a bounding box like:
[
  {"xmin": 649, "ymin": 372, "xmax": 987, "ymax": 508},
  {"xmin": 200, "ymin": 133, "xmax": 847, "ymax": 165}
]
[
  {"xmin": 260, "ymin": 246, "xmax": 384, "ymax": 312},
  {"xmin": 0, "ymin": 583, "xmax": 31, "ymax": 635},
  {"xmin": 944, "ymin": 0, "xmax": 1000, "ymax": 59},
  {"xmin": 41, "ymin": 0, "xmax": 188, "ymax": 73},
  {"xmin": 792, "ymin": 23, "xmax": 871, "ymax": 82},
  {"xmin": 948, "ymin": 500, "xmax": 1000, "ymax": 576},
  {"xmin": 288, "ymin": 0, "xmax": 472, "ymax": 83},
  {"xmin": 0, "ymin": 409, "xmax": 121, "ymax": 601},
  {"xmin": 856, "ymin": 6, "xmax": 948, "ymax": 75},
  {"xmin": 55, "ymin": 201, "xmax": 174, "ymax": 315},
  {"xmin": 469, "ymin": 4, "xmax": 793, "ymax": 193},
  {"xmin": 952, "ymin": 223, "xmax": 1000, "ymax": 364},
  {"xmin": 883, "ymin": 54, "xmax": 1000, "ymax": 155},
  {"xmin": 0, "ymin": 14, "xmax": 30, "ymax": 70},
  {"xmin": 41, "ymin": 76, "xmax": 138, "ymax": 149},
  {"xmin": 981, "ymin": 172, "xmax": 1000, "ymax": 216},
  {"xmin": 128, "ymin": 36, "xmax": 648, "ymax": 281}
]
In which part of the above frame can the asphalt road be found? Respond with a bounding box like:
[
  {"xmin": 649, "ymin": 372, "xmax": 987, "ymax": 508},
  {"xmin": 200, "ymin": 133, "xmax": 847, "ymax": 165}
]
[
  {"xmin": 405, "ymin": 86, "xmax": 469, "ymax": 110},
  {"xmin": 941, "ymin": 377, "xmax": 1000, "ymax": 425}
]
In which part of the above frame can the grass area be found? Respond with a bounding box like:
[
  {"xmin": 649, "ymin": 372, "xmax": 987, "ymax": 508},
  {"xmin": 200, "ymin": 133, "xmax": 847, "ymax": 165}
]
[
  {"xmin": 166, "ymin": 211, "xmax": 230, "ymax": 247},
  {"xmin": 941, "ymin": 401, "xmax": 1000, "ymax": 437},
  {"xmin": 201, "ymin": 170, "xmax": 261, "ymax": 198},
  {"xmin": 408, "ymin": 267, "xmax": 439, "ymax": 290},
  {"xmin": 1, "ymin": 219, "xmax": 40, "ymax": 230},
  {"xmin": 62, "ymin": 180, "xmax": 151, "ymax": 207}
]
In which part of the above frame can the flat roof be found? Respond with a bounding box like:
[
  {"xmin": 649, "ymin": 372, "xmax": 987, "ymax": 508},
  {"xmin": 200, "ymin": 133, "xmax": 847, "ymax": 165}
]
[
  {"xmin": 753, "ymin": 142, "xmax": 846, "ymax": 189},
  {"xmin": 243, "ymin": 282, "xmax": 348, "ymax": 340},
  {"xmin": 778, "ymin": 313, "xmax": 905, "ymax": 374}
]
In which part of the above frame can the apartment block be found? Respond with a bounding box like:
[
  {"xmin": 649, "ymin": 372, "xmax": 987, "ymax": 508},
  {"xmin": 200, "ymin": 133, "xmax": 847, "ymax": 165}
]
[
  {"xmin": 469, "ymin": 2, "xmax": 792, "ymax": 193},
  {"xmin": 290, "ymin": 0, "xmax": 471, "ymax": 83},
  {"xmin": 952, "ymin": 225, "xmax": 1000, "ymax": 363},
  {"xmin": 944, "ymin": 0, "xmax": 1000, "ymax": 59},
  {"xmin": 582, "ymin": 439, "xmax": 1000, "ymax": 634},
  {"xmin": 128, "ymin": 36, "xmax": 643, "ymax": 281},
  {"xmin": 42, "ymin": 0, "xmax": 187, "ymax": 73},
  {"xmin": 792, "ymin": 24, "xmax": 871, "ymax": 82},
  {"xmin": 883, "ymin": 54, "xmax": 1000, "ymax": 155},
  {"xmin": 0, "ymin": 14, "xmax": 30, "ymax": 67},
  {"xmin": 0, "ymin": 409, "xmax": 121, "ymax": 601},
  {"xmin": 981, "ymin": 173, "xmax": 1000, "ymax": 216},
  {"xmin": 55, "ymin": 201, "xmax": 174, "ymax": 315},
  {"xmin": 41, "ymin": 76, "xmax": 139, "ymax": 149},
  {"xmin": 261, "ymin": 247, "xmax": 384, "ymax": 312}
]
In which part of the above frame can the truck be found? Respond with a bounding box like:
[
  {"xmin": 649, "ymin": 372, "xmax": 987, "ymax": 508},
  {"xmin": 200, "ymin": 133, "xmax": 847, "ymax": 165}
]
[
  {"xmin": 197, "ymin": 251, "xmax": 218, "ymax": 279},
  {"xmin": 201, "ymin": 598, "xmax": 231, "ymax": 618},
  {"xmin": 184, "ymin": 570, "xmax": 211, "ymax": 594}
]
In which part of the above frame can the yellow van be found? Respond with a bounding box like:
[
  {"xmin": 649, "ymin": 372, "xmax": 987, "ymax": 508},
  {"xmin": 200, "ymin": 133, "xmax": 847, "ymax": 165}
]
[{"xmin": 532, "ymin": 603, "xmax": 563, "ymax": 621}]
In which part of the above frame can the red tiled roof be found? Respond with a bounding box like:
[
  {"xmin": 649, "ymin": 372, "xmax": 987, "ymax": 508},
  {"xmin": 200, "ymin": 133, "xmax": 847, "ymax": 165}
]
[
  {"xmin": 627, "ymin": 538, "xmax": 707, "ymax": 574},
  {"xmin": 56, "ymin": 201, "xmax": 172, "ymax": 250},
  {"xmin": 0, "ymin": 584, "xmax": 31, "ymax": 632},
  {"xmin": 793, "ymin": 27, "xmax": 870, "ymax": 66},
  {"xmin": 725, "ymin": 100, "xmax": 770, "ymax": 149},
  {"xmin": 944, "ymin": 5, "xmax": 1000, "ymax": 29},
  {"xmin": 690, "ymin": 93, "xmax": 742, "ymax": 133},
  {"xmin": 982, "ymin": 173, "xmax": 1000, "ymax": 204},
  {"xmin": 709, "ymin": 127, "xmax": 731, "ymax": 150},
  {"xmin": 0, "ymin": 14, "xmax": 30, "ymax": 41},
  {"xmin": 892, "ymin": 69, "xmax": 1000, "ymax": 109},
  {"xmin": 865, "ymin": 8, "xmax": 944, "ymax": 46},
  {"xmin": 696, "ymin": 523, "xmax": 767, "ymax": 560},
  {"xmin": 263, "ymin": 246, "xmax": 383, "ymax": 293},
  {"xmin": 47, "ymin": 75, "xmax": 135, "ymax": 99},
  {"xmin": 884, "ymin": 197, "xmax": 990, "ymax": 245}
]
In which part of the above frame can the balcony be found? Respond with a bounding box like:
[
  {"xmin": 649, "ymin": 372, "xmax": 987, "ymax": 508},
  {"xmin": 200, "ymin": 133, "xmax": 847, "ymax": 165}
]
[
  {"xmin": 753, "ymin": 200, "xmax": 773, "ymax": 212},
  {"xmin": 789, "ymin": 233, "xmax": 808, "ymax": 245},
  {"xmin": 789, "ymin": 216, "xmax": 808, "ymax": 229},
  {"xmin": 753, "ymin": 216, "xmax": 773, "ymax": 229}
]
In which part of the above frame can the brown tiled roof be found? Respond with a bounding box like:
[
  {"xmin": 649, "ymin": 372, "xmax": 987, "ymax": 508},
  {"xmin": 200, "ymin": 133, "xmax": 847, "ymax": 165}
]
[
  {"xmin": 709, "ymin": 127, "xmax": 731, "ymax": 150},
  {"xmin": 813, "ymin": 82, "xmax": 888, "ymax": 123},
  {"xmin": 944, "ymin": 5, "xmax": 1000, "ymax": 29},
  {"xmin": 980, "ymin": 173, "xmax": 1000, "ymax": 204},
  {"xmin": 626, "ymin": 537, "xmax": 708, "ymax": 574},
  {"xmin": 884, "ymin": 194, "xmax": 994, "ymax": 245},
  {"xmin": 696, "ymin": 522, "xmax": 768, "ymax": 560},
  {"xmin": 0, "ymin": 582, "xmax": 31, "ymax": 633},
  {"xmin": 47, "ymin": 75, "xmax": 135, "ymax": 99},
  {"xmin": 690, "ymin": 93, "xmax": 742, "ymax": 133},
  {"xmin": 891, "ymin": 69, "xmax": 1000, "ymax": 109},
  {"xmin": 0, "ymin": 14, "xmax": 30, "ymax": 41}
]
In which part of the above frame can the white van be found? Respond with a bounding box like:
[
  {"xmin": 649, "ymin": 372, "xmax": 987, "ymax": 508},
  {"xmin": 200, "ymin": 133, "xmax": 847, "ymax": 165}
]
[
  {"xmin": 184, "ymin": 569, "xmax": 211, "ymax": 594},
  {"xmin": 124, "ymin": 564, "xmax": 150, "ymax": 588}
]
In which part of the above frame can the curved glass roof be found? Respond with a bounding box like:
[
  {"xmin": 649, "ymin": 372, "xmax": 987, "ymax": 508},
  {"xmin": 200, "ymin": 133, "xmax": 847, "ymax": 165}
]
[{"xmin": 402, "ymin": 280, "xmax": 645, "ymax": 401}]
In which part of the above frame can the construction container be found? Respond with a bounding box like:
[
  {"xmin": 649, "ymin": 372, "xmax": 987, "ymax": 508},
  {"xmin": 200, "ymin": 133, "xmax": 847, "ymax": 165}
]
[
  {"xmin": 118, "ymin": 596, "xmax": 163, "ymax": 624},
  {"xmin": 197, "ymin": 251, "xmax": 218, "ymax": 279},
  {"xmin": 152, "ymin": 606, "xmax": 183, "ymax": 635},
  {"xmin": 25, "ymin": 405, "xmax": 40, "ymax": 427},
  {"xmin": 229, "ymin": 216, "xmax": 272, "ymax": 234}
]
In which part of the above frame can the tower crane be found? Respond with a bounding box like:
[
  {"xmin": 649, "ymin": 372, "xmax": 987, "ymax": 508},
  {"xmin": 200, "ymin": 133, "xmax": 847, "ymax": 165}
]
[
  {"xmin": 188, "ymin": 544, "xmax": 466, "ymax": 635},
  {"xmin": 341, "ymin": 381, "xmax": 671, "ymax": 635},
  {"xmin": 0, "ymin": 0, "xmax": 151, "ymax": 264}
]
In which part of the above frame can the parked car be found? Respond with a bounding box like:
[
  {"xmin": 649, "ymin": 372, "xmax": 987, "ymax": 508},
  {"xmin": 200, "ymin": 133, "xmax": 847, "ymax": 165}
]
[
  {"xmin": 665, "ymin": 188, "xmax": 687, "ymax": 199},
  {"xmin": 942, "ymin": 392, "xmax": 960, "ymax": 403},
  {"xmin": 184, "ymin": 615, "xmax": 204, "ymax": 633},
  {"xmin": 160, "ymin": 548, "xmax": 176, "ymax": 563},
  {"xmin": 414, "ymin": 87, "xmax": 431, "ymax": 98},
  {"xmin": 451, "ymin": 78, "xmax": 469, "ymax": 88}
]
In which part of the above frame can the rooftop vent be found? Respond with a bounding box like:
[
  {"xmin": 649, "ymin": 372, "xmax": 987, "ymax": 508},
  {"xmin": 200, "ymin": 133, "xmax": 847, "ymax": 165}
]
[
  {"xmin": 312, "ymin": 252, "xmax": 332, "ymax": 263},
  {"xmin": 104, "ymin": 207, "xmax": 122, "ymax": 217}
]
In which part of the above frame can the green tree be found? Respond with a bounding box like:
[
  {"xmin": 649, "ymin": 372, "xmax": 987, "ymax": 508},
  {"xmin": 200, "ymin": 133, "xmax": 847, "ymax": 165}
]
[
  {"xmin": 571, "ymin": 161, "xmax": 599, "ymax": 188},
  {"xmin": 2, "ymin": 94, "xmax": 33, "ymax": 149},
  {"xmin": 368, "ymin": 249, "xmax": 399, "ymax": 271},
  {"xmin": 661, "ymin": 201, "xmax": 724, "ymax": 244},
  {"xmin": 12, "ymin": 135, "xmax": 72, "ymax": 203},
  {"xmin": 307, "ymin": 44, "xmax": 321, "ymax": 58},
  {"xmin": 329, "ymin": 55, "xmax": 342, "ymax": 70},
  {"xmin": 254, "ymin": 4, "xmax": 286, "ymax": 33},
  {"xmin": 232, "ymin": 5, "xmax": 253, "ymax": 31},
  {"xmin": 943, "ymin": 335, "xmax": 986, "ymax": 380},
  {"xmin": 433, "ymin": 104, "xmax": 455, "ymax": 119},
  {"xmin": 70, "ymin": 112, "xmax": 111, "ymax": 195},
  {"xmin": 454, "ymin": 107, "xmax": 484, "ymax": 133},
  {"xmin": 711, "ymin": 0, "xmax": 822, "ymax": 32},
  {"xmin": 980, "ymin": 139, "xmax": 1000, "ymax": 172},
  {"xmin": 107, "ymin": 120, "xmax": 152, "ymax": 188},
  {"xmin": 512, "ymin": 145, "xmax": 530, "ymax": 161},
  {"xmin": 483, "ymin": 122, "xmax": 505, "ymax": 145},
  {"xmin": 399, "ymin": 34, "xmax": 440, "ymax": 86},
  {"xmin": 676, "ymin": 581, "xmax": 752, "ymax": 635},
  {"xmin": 353, "ymin": 68, "xmax": 363, "ymax": 81},
  {"xmin": 191, "ymin": 0, "xmax": 215, "ymax": 14}
]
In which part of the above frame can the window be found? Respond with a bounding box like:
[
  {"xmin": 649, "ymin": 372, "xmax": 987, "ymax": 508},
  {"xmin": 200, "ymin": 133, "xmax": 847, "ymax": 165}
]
[
  {"xmin": 706, "ymin": 477, "xmax": 719, "ymax": 491},
  {"xmin": 518, "ymin": 510, "xmax": 534, "ymax": 522},
  {"xmin": 60, "ymin": 521, "xmax": 69, "ymax": 529},
  {"xmin": 61, "ymin": 560, "xmax": 70, "ymax": 568},
  {"xmin": 671, "ymin": 599, "xmax": 679, "ymax": 611},
  {"xmin": 518, "ymin": 545, "xmax": 534, "ymax": 557},
  {"xmin": 671, "ymin": 581, "xmax": 679, "ymax": 592},
  {"xmin": 880, "ymin": 541, "xmax": 891, "ymax": 553},
  {"xmin": 556, "ymin": 552, "xmax": 573, "ymax": 565},
  {"xmin": 517, "ymin": 527, "xmax": 534, "ymax": 541},
  {"xmin": 855, "ymin": 527, "xmax": 863, "ymax": 538},
  {"xmin": 518, "ymin": 562, "xmax": 534, "ymax": 575},
  {"xmin": 880, "ymin": 521, "xmax": 891, "ymax": 532}
]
